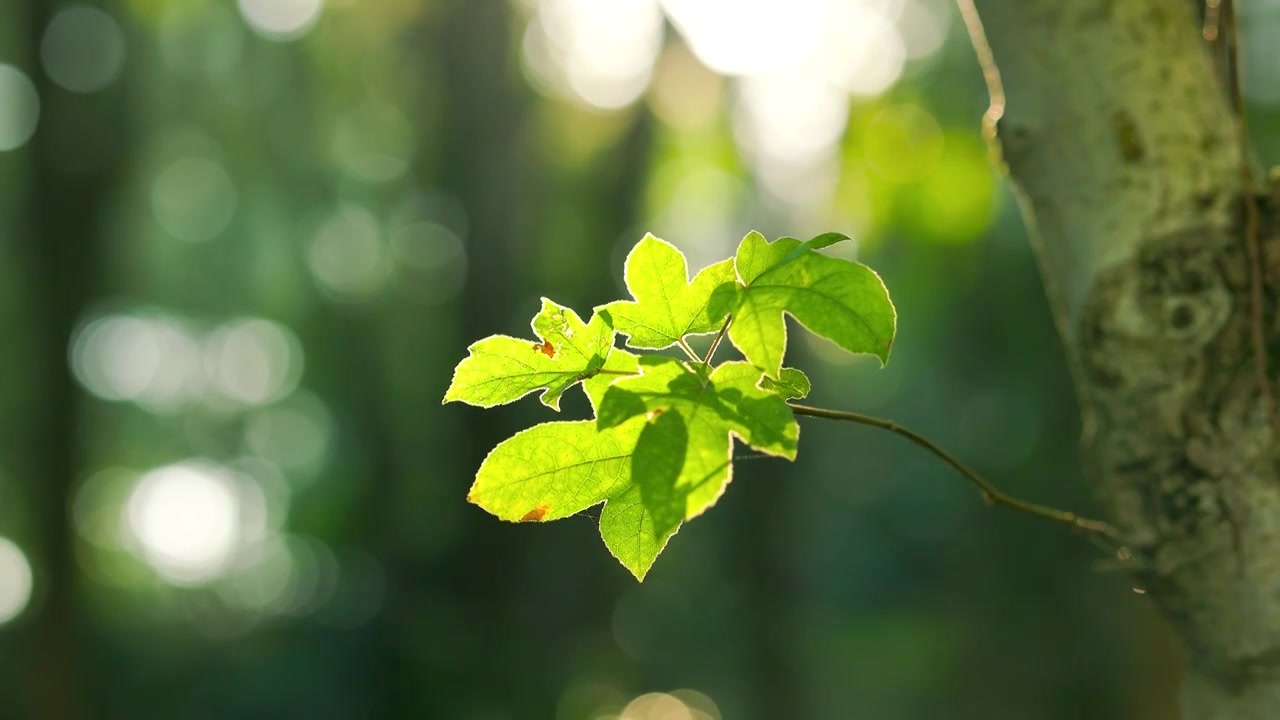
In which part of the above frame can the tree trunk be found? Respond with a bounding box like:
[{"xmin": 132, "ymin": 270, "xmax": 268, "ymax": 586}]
[{"xmin": 959, "ymin": 1, "xmax": 1280, "ymax": 717}]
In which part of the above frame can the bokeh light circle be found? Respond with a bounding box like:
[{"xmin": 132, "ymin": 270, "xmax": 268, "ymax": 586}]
[
  {"xmin": 204, "ymin": 318, "xmax": 303, "ymax": 406},
  {"xmin": 0, "ymin": 65, "xmax": 40, "ymax": 152},
  {"xmin": 125, "ymin": 461, "xmax": 259, "ymax": 585},
  {"xmin": 237, "ymin": 0, "xmax": 324, "ymax": 41},
  {"xmin": 151, "ymin": 156, "xmax": 238, "ymax": 243},
  {"xmin": 0, "ymin": 538, "xmax": 33, "ymax": 626},
  {"xmin": 41, "ymin": 6, "xmax": 127, "ymax": 94}
]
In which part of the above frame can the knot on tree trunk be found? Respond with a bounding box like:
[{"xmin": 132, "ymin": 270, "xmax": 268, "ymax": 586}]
[{"xmin": 1078, "ymin": 223, "xmax": 1280, "ymax": 690}]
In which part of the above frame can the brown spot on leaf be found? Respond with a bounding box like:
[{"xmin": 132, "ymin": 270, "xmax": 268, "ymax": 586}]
[
  {"xmin": 532, "ymin": 339, "xmax": 556, "ymax": 358},
  {"xmin": 520, "ymin": 503, "xmax": 551, "ymax": 522},
  {"xmin": 644, "ymin": 408, "xmax": 665, "ymax": 422}
]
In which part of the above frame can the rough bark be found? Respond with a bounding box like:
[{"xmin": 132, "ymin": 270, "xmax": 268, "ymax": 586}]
[{"xmin": 960, "ymin": 1, "xmax": 1280, "ymax": 717}]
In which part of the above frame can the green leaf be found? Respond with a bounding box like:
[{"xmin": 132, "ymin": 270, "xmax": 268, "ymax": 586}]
[
  {"xmin": 467, "ymin": 418, "xmax": 653, "ymax": 565},
  {"xmin": 776, "ymin": 231, "xmax": 851, "ymax": 266},
  {"xmin": 443, "ymin": 298, "xmax": 614, "ymax": 410},
  {"xmin": 597, "ymin": 356, "xmax": 799, "ymax": 573},
  {"xmin": 602, "ymin": 234, "xmax": 736, "ymax": 350},
  {"xmin": 582, "ymin": 346, "xmax": 640, "ymax": 412},
  {"xmin": 467, "ymin": 355, "xmax": 799, "ymax": 580},
  {"xmin": 466, "ymin": 412, "xmax": 683, "ymax": 581},
  {"xmin": 761, "ymin": 367, "xmax": 811, "ymax": 399},
  {"xmin": 801, "ymin": 231, "xmax": 851, "ymax": 251},
  {"xmin": 723, "ymin": 232, "xmax": 896, "ymax": 378}
]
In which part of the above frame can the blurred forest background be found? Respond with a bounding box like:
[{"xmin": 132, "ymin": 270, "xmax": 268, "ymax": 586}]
[{"xmin": 7, "ymin": 0, "xmax": 1280, "ymax": 718}]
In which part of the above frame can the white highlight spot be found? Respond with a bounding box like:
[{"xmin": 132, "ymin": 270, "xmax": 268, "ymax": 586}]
[
  {"xmin": 71, "ymin": 312, "xmax": 203, "ymax": 412},
  {"xmin": 125, "ymin": 461, "xmax": 261, "ymax": 585},
  {"xmin": 0, "ymin": 538, "xmax": 33, "ymax": 626},
  {"xmin": 0, "ymin": 65, "xmax": 40, "ymax": 152},
  {"xmin": 237, "ymin": 0, "xmax": 324, "ymax": 41},
  {"xmin": 204, "ymin": 318, "xmax": 303, "ymax": 406},
  {"xmin": 523, "ymin": 0, "xmax": 664, "ymax": 110}
]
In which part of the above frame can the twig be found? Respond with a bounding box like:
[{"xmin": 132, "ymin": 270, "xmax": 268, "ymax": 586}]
[
  {"xmin": 1219, "ymin": 0, "xmax": 1277, "ymax": 432},
  {"xmin": 787, "ymin": 402, "xmax": 1125, "ymax": 543},
  {"xmin": 955, "ymin": 0, "xmax": 1005, "ymax": 147},
  {"xmin": 702, "ymin": 315, "xmax": 732, "ymax": 366},
  {"xmin": 677, "ymin": 338, "xmax": 700, "ymax": 363}
]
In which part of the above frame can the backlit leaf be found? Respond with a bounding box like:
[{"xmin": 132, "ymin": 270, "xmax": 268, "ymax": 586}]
[
  {"xmin": 443, "ymin": 229, "xmax": 898, "ymax": 581},
  {"xmin": 443, "ymin": 298, "xmax": 614, "ymax": 410},
  {"xmin": 466, "ymin": 354, "xmax": 798, "ymax": 580},
  {"xmin": 597, "ymin": 356, "xmax": 798, "ymax": 573},
  {"xmin": 761, "ymin": 367, "xmax": 811, "ymax": 399},
  {"xmin": 723, "ymin": 232, "xmax": 896, "ymax": 378},
  {"xmin": 601, "ymin": 234, "xmax": 736, "ymax": 350}
]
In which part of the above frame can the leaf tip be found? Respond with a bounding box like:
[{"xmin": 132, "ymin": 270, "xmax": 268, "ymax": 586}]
[{"xmin": 625, "ymin": 561, "xmax": 652, "ymax": 582}]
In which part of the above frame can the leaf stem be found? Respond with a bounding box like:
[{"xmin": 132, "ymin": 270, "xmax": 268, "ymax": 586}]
[
  {"xmin": 702, "ymin": 315, "xmax": 732, "ymax": 367},
  {"xmin": 786, "ymin": 402, "xmax": 1125, "ymax": 543},
  {"xmin": 677, "ymin": 338, "xmax": 700, "ymax": 363}
]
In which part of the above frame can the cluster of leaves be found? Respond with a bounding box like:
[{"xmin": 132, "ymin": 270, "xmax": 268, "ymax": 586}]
[{"xmin": 443, "ymin": 231, "xmax": 897, "ymax": 579}]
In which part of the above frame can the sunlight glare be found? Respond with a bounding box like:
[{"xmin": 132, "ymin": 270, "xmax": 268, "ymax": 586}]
[
  {"xmin": 660, "ymin": 0, "xmax": 824, "ymax": 76},
  {"xmin": 525, "ymin": 0, "xmax": 664, "ymax": 110},
  {"xmin": 819, "ymin": 5, "xmax": 905, "ymax": 97},
  {"xmin": 125, "ymin": 461, "xmax": 261, "ymax": 585},
  {"xmin": 735, "ymin": 74, "xmax": 849, "ymax": 164}
]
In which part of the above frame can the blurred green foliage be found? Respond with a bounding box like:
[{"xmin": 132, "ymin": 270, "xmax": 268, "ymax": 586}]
[{"xmin": 2, "ymin": 0, "xmax": 1237, "ymax": 717}]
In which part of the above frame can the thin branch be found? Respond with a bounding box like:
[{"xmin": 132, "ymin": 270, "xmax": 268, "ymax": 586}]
[
  {"xmin": 702, "ymin": 315, "xmax": 732, "ymax": 367},
  {"xmin": 955, "ymin": 0, "xmax": 1005, "ymax": 147},
  {"xmin": 787, "ymin": 402, "xmax": 1125, "ymax": 543},
  {"xmin": 1219, "ymin": 0, "xmax": 1277, "ymax": 433},
  {"xmin": 677, "ymin": 338, "xmax": 700, "ymax": 363}
]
